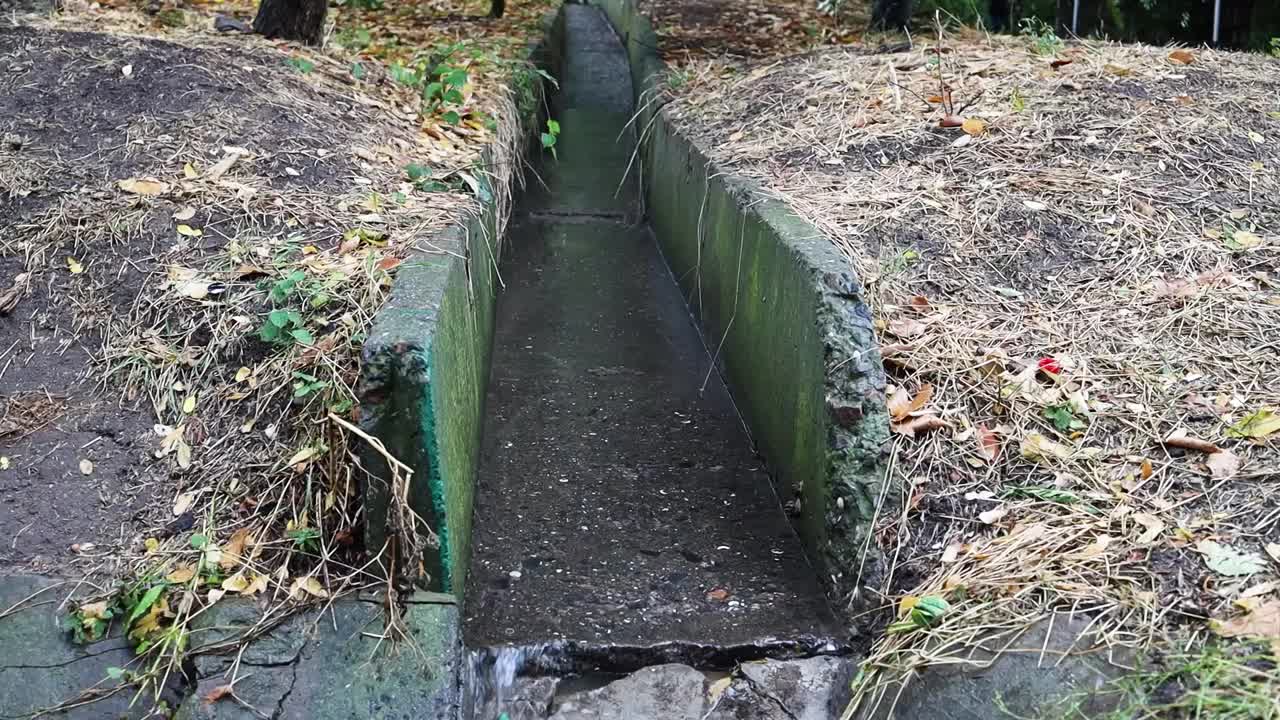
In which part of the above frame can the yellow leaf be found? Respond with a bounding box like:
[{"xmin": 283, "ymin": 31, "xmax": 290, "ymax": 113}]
[
  {"xmin": 220, "ymin": 527, "xmax": 253, "ymax": 570},
  {"xmin": 66, "ymin": 257, "xmax": 84, "ymax": 274},
  {"xmin": 144, "ymin": 537, "xmax": 160, "ymax": 554},
  {"xmin": 898, "ymin": 595, "xmax": 920, "ymax": 616},
  {"xmin": 183, "ymin": 163, "xmax": 199, "ymax": 179},
  {"xmin": 1103, "ymin": 63, "xmax": 1131, "ymax": 76},
  {"xmin": 79, "ymin": 600, "xmax": 111, "ymax": 622},
  {"xmin": 117, "ymin": 177, "xmax": 170, "ymax": 196},
  {"xmin": 0, "ymin": 456, "xmax": 8, "ymax": 470},
  {"xmin": 221, "ymin": 572, "xmax": 250, "ymax": 593},
  {"xmin": 176, "ymin": 224, "xmax": 203, "ymax": 238},
  {"xmin": 1248, "ymin": 131, "xmax": 1265, "ymax": 144},
  {"xmin": 961, "ymin": 117, "xmax": 987, "ymax": 136},
  {"xmin": 182, "ymin": 394, "xmax": 197, "ymax": 414},
  {"xmin": 234, "ymin": 367, "xmax": 251, "ymax": 383},
  {"xmin": 1228, "ymin": 408, "xmax": 1280, "ymax": 438},
  {"xmin": 285, "ymin": 446, "xmax": 320, "ymax": 468},
  {"xmin": 302, "ymin": 245, "xmax": 318, "ymax": 255},
  {"xmin": 289, "ymin": 575, "xmax": 329, "ymax": 600},
  {"xmin": 167, "ymin": 564, "xmax": 196, "ymax": 583},
  {"xmin": 1020, "ymin": 433, "xmax": 1072, "ymax": 463}
]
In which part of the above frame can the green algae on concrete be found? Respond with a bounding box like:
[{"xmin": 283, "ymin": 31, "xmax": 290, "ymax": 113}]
[
  {"xmin": 0, "ymin": 575, "xmax": 162, "ymax": 719},
  {"xmin": 178, "ymin": 594, "xmax": 462, "ymax": 720},
  {"xmin": 586, "ymin": 0, "xmax": 895, "ymax": 606},
  {"xmin": 358, "ymin": 69, "xmax": 547, "ymax": 596}
]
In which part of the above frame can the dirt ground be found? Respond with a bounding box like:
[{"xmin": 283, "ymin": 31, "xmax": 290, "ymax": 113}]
[{"xmin": 0, "ymin": 12, "xmax": 480, "ymax": 578}]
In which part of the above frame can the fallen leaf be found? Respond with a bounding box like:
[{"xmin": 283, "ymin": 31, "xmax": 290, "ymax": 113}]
[
  {"xmin": 285, "ymin": 446, "xmax": 320, "ymax": 468},
  {"xmin": 961, "ymin": 118, "xmax": 987, "ymax": 136},
  {"xmin": 204, "ymin": 149, "xmax": 247, "ymax": 182},
  {"xmin": 167, "ymin": 564, "xmax": 196, "ymax": 583},
  {"xmin": 941, "ymin": 543, "xmax": 963, "ymax": 563},
  {"xmin": 976, "ymin": 424, "xmax": 1000, "ymax": 462},
  {"xmin": 1104, "ymin": 63, "xmax": 1131, "ymax": 76},
  {"xmin": 1168, "ymin": 49, "xmax": 1195, "ymax": 65},
  {"xmin": 1132, "ymin": 513, "xmax": 1165, "ymax": 544},
  {"xmin": 1198, "ymin": 539, "xmax": 1267, "ymax": 576},
  {"xmin": 978, "ymin": 507, "xmax": 1007, "ymax": 524},
  {"xmin": 1247, "ymin": 131, "xmax": 1264, "ymax": 144},
  {"xmin": 893, "ymin": 413, "xmax": 948, "ymax": 438},
  {"xmin": 1206, "ymin": 450, "xmax": 1240, "ymax": 479},
  {"xmin": 182, "ymin": 394, "xmax": 197, "ymax": 414},
  {"xmin": 1067, "ymin": 534, "xmax": 1113, "ymax": 560},
  {"xmin": 939, "ymin": 115, "xmax": 964, "ymax": 128},
  {"xmin": 289, "ymin": 575, "xmax": 329, "ymax": 600},
  {"xmin": 1020, "ymin": 433, "xmax": 1072, "ymax": 463},
  {"xmin": 65, "ymin": 256, "xmax": 85, "ymax": 274},
  {"xmin": 375, "ymin": 256, "xmax": 402, "ymax": 272},
  {"xmin": 121, "ymin": 64, "xmax": 133, "ymax": 78},
  {"xmin": 1227, "ymin": 409, "xmax": 1280, "ymax": 439},
  {"xmin": 706, "ymin": 588, "xmax": 730, "ymax": 602},
  {"xmin": 1240, "ymin": 581, "xmax": 1277, "ymax": 600},
  {"xmin": 1140, "ymin": 458, "xmax": 1153, "ymax": 480},
  {"xmin": 887, "ymin": 317, "xmax": 927, "ymax": 338},
  {"xmin": 0, "ymin": 456, "xmax": 8, "ymax": 470},
  {"xmin": 203, "ymin": 685, "xmax": 234, "ymax": 704},
  {"xmin": 176, "ymin": 224, "xmax": 202, "ymax": 238},
  {"xmin": 1268, "ymin": 543, "xmax": 1280, "ymax": 564},
  {"xmin": 1211, "ymin": 599, "xmax": 1280, "ymax": 641},
  {"xmin": 183, "ymin": 163, "xmax": 199, "ymax": 179},
  {"xmin": 1050, "ymin": 59, "xmax": 1072, "ymax": 69},
  {"xmin": 887, "ymin": 387, "xmax": 911, "ymax": 420},
  {"xmin": 1230, "ymin": 229, "xmax": 1263, "ymax": 248},
  {"xmin": 234, "ymin": 367, "xmax": 251, "ymax": 383},
  {"xmin": 951, "ymin": 134, "xmax": 972, "ymax": 148},
  {"xmin": 1164, "ymin": 428, "xmax": 1220, "ymax": 454},
  {"xmin": 219, "ymin": 527, "xmax": 252, "ymax": 570},
  {"xmin": 173, "ymin": 491, "xmax": 196, "ymax": 516},
  {"xmin": 707, "ymin": 675, "xmax": 732, "ymax": 704},
  {"xmin": 78, "ymin": 459, "xmax": 93, "ymax": 475},
  {"xmin": 117, "ymin": 178, "xmax": 170, "ymax": 196},
  {"xmin": 1022, "ymin": 200, "xmax": 1047, "ymax": 212}
]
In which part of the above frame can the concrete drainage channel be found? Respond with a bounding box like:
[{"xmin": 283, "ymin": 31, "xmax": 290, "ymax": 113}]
[{"xmin": 362, "ymin": 2, "xmax": 890, "ymax": 718}]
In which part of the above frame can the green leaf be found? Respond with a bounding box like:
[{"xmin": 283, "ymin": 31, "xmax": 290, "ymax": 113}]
[
  {"xmin": 541, "ymin": 132, "xmax": 557, "ymax": 149},
  {"xmin": 442, "ymin": 111, "xmax": 461, "ymax": 125},
  {"xmin": 1226, "ymin": 408, "xmax": 1280, "ymax": 439},
  {"xmin": 286, "ymin": 57, "xmax": 315, "ymax": 74},
  {"xmin": 126, "ymin": 584, "xmax": 167, "ymax": 626},
  {"xmin": 189, "ymin": 533, "xmax": 208, "ymax": 549},
  {"xmin": 443, "ymin": 89, "xmax": 464, "ymax": 105},
  {"xmin": 350, "ymin": 62, "xmax": 365, "ymax": 80},
  {"xmin": 546, "ymin": 119, "xmax": 560, "ymax": 135},
  {"xmin": 290, "ymin": 328, "xmax": 315, "ymax": 345},
  {"xmin": 423, "ymin": 81, "xmax": 443, "ymax": 100},
  {"xmin": 444, "ymin": 69, "xmax": 468, "ymax": 87},
  {"xmin": 404, "ymin": 163, "xmax": 430, "ymax": 181},
  {"xmin": 1043, "ymin": 404, "xmax": 1080, "ymax": 431},
  {"xmin": 106, "ymin": 666, "xmax": 127, "ymax": 681}
]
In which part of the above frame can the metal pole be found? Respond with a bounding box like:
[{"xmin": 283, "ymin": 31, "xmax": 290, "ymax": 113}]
[
  {"xmin": 1212, "ymin": 0, "xmax": 1221, "ymax": 45},
  {"xmin": 1072, "ymin": 0, "xmax": 1079, "ymax": 35}
]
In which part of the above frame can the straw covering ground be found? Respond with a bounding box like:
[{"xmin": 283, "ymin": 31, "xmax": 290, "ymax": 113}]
[
  {"xmin": 1, "ymin": 0, "xmax": 543, "ymax": 710},
  {"xmin": 661, "ymin": 24, "xmax": 1280, "ymax": 718}
]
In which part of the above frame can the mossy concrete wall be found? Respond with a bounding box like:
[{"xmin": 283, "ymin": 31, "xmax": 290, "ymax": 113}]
[
  {"xmin": 358, "ymin": 62, "xmax": 548, "ymax": 598},
  {"xmin": 589, "ymin": 0, "xmax": 895, "ymax": 606}
]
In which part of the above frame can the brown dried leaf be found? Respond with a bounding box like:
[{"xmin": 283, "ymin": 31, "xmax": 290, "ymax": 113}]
[
  {"xmin": 1168, "ymin": 49, "xmax": 1195, "ymax": 65},
  {"xmin": 1206, "ymin": 450, "xmax": 1240, "ymax": 479},
  {"xmin": 887, "ymin": 387, "xmax": 912, "ymax": 420},
  {"xmin": 939, "ymin": 115, "xmax": 964, "ymax": 128},
  {"xmin": 961, "ymin": 117, "xmax": 987, "ymax": 136},
  {"xmin": 203, "ymin": 685, "xmax": 233, "ymax": 705},
  {"xmin": 1132, "ymin": 513, "xmax": 1165, "ymax": 545},
  {"xmin": 1163, "ymin": 428, "xmax": 1220, "ymax": 454},
  {"xmin": 976, "ymin": 424, "xmax": 1000, "ymax": 462},
  {"xmin": 1211, "ymin": 600, "xmax": 1280, "ymax": 640},
  {"xmin": 893, "ymin": 413, "xmax": 948, "ymax": 438},
  {"xmin": 887, "ymin": 317, "xmax": 927, "ymax": 338}
]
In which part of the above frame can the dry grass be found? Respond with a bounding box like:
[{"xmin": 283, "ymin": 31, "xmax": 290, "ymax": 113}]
[
  {"xmin": 663, "ymin": 25, "xmax": 1280, "ymax": 714},
  {"xmin": 1, "ymin": 0, "xmax": 541, "ymax": 711}
]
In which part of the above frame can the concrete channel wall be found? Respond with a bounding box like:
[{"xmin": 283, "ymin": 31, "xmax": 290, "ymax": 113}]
[
  {"xmin": 586, "ymin": 0, "xmax": 895, "ymax": 605},
  {"xmin": 357, "ymin": 45, "xmax": 551, "ymax": 597}
]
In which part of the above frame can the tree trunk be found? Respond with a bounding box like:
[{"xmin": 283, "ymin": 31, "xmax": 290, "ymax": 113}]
[
  {"xmin": 869, "ymin": 0, "xmax": 913, "ymax": 31},
  {"xmin": 253, "ymin": 0, "xmax": 326, "ymax": 45},
  {"xmin": 489, "ymin": 0, "xmax": 505, "ymax": 19}
]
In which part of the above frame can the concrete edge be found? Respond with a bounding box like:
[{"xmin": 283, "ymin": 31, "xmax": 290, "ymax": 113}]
[
  {"xmin": 356, "ymin": 39, "xmax": 553, "ymax": 597},
  {"xmin": 588, "ymin": 0, "xmax": 895, "ymax": 608}
]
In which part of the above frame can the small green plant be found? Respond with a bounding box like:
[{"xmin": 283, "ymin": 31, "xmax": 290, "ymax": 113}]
[
  {"xmin": 887, "ymin": 595, "xmax": 948, "ymax": 634},
  {"xmin": 269, "ymin": 270, "xmax": 306, "ymax": 304},
  {"xmin": 1270, "ymin": 37, "xmax": 1279, "ymax": 58},
  {"xmin": 541, "ymin": 118, "xmax": 561, "ymax": 160},
  {"xmin": 334, "ymin": 27, "xmax": 372, "ymax": 51},
  {"xmin": 667, "ymin": 69, "xmax": 691, "ymax": 89},
  {"xmin": 1009, "ymin": 87, "xmax": 1026, "ymax": 112},
  {"xmin": 1020, "ymin": 17, "xmax": 1062, "ymax": 56},
  {"xmin": 287, "ymin": 526, "xmax": 322, "ymax": 552},
  {"xmin": 292, "ymin": 371, "xmax": 330, "ymax": 398},
  {"xmin": 259, "ymin": 309, "xmax": 313, "ymax": 346},
  {"xmin": 286, "ymin": 56, "xmax": 315, "ymax": 74},
  {"xmin": 1043, "ymin": 403, "xmax": 1086, "ymax": 432},
  {"xmin": 389, "ymin": 43, "xmax": 472, "ymax": 124},
  {"xmin": 404, "ymin": 163, "xmax": 460, "ymax": 192},
  {"xmin": 350, "ymin": 62, "xmax": 366, "ymax": 80}
]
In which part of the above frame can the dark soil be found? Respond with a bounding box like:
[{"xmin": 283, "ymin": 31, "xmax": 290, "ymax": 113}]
[
  {"xmin": 0, "ymin": 24, "xmax": 388, "ymax": 573},
  {"xmin": 637, "ymin": 0, "xmax": 842, "ymax": 60}
]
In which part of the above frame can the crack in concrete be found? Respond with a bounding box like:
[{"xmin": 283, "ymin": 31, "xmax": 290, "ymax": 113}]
[
  {"xmin": 735, "ymin": 670, "xmax": 799, "ymax": 720},
  {"xmin": 0, "ymin": 644, "xmax": 128, "ymax": 670},
  {"xmin": 270, "ymin": 656, "xmax": 300, "ymax": 720}
]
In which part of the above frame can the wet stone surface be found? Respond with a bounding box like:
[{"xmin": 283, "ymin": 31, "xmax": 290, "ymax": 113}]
[{"xmin": 464, "ymin": 3, "xmax": 839, "ymax": 656}]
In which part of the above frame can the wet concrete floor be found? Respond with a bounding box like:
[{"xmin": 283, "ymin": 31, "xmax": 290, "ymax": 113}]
[{"xmin": 463, "ymin": 6, "xmax": 839, "ymax": 656}]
